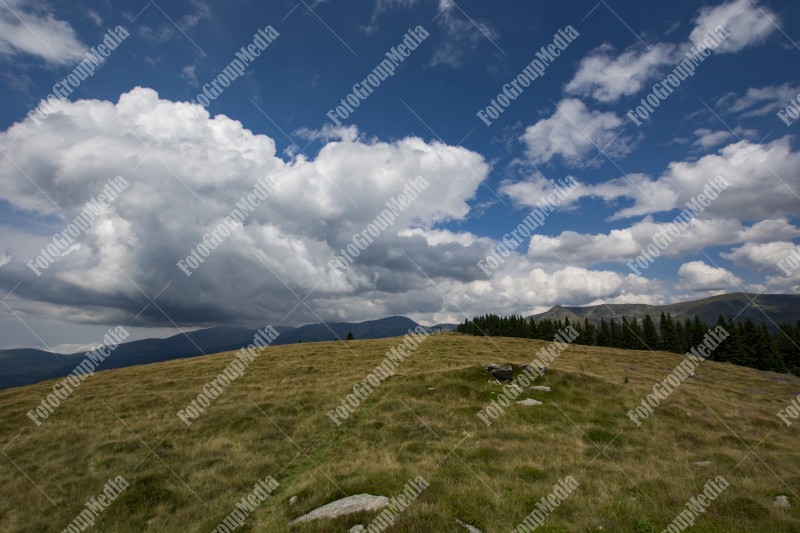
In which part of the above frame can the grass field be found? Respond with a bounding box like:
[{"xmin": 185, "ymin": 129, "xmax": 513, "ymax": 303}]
[{"xmin": 0, "ymin": 332, "xmax": 798, "ymax": 532}]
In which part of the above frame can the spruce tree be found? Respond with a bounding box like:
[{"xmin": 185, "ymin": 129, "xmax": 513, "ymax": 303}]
[
  {"xmin": 691, "ymin": 316, "xmax": 706, "ymax": 348},
  {"xmin": 757, "ymin": 323, "xmax": 784, "ymax": 372},
  {"xmin": 659, "ymin": 312, "xmax": 676, "ymax": 352},
  {"xmin": 597, "ymin": 318, "xmax": 609, "ymax": 347},
  {"xmin": 609, "ymin": 319, "xmax": 621, "ymax": 348},
  {"xmin": 581, "ymin": 317, "xmax": 595, "ymax": 345},
  {"xmin": 674, "ymin": 320, "xmax": 686, "ymax": 354},
  {"xmin": 642, "ymin": 314, "xmax": 659, "ymax": 350},
  {"xmin": 776, "ymin": 324, "xmax": 800, "ymax": 375}
]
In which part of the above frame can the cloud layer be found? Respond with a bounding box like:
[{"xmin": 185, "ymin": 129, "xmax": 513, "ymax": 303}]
[{"xmin": 0, "ymin": 88, "xmax": 671, "ymax": 327}]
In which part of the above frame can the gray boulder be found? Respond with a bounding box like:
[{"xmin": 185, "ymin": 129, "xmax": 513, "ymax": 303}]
[
  {"xmin": 489, "ymin": 366, "xmax": 513, "ymax": 381},
  {"xmin": 288, "ymin": 494, "xmax": 388, "ymax": 524},
  {"xmin": 522, "ymin": 364, "xmax": 547, "ymax": 375}
]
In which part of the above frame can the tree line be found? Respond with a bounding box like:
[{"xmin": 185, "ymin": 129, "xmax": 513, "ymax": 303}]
[{"xmin": 456, "ymin": 313, "xmax": 800, "ymax": 375}]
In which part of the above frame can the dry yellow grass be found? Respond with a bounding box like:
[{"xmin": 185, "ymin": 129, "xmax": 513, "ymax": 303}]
[{"xmin": 0, "ymin": 332, "xmax": 798, "ymax": 532}]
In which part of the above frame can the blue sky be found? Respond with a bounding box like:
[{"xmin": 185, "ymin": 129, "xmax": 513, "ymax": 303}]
[{"xmin": 0, "ymin": 0, "xmax": 798, "ymax": 351}]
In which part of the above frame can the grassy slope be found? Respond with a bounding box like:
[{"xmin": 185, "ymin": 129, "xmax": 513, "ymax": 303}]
[{"xmin": 0, "ymin": 333, "xmax": 799, "ymax": 532}]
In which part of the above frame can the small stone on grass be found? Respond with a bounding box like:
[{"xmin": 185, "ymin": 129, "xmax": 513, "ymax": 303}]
[
  {"xmin": 774, "ymin": 495, "xmax": 791, "ymax": 509},
  {"xmin": 517, "ymin": 398, "xmax": 542, "ymax": 406}
]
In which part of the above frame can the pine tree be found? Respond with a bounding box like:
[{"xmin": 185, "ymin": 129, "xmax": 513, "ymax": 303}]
[
  {"xmin": 723, "ymin": 318, "xmax": 744, "ymax": 365},
  {"xmin": 609, "ymin": 319, "xmax": 621, "ymax": 348},
  {"xmin": 682, "ymin": 318, "xmax": 693, "ymax": 353},
  {"xmin": 346, "ymin": 331, "xmax": 354, "ymax": 341},
  {"xmin": 529, "ymin": 318, "xmax": 539, "ymax": 339},
  {"xmin": 576, "ymin": 317, "xmax": 594, "ymax": 345},
  {"xmin": 691, "ymin": 316, "xmax": 706, "ymax": 348},
  {"xmin": 642, "ymin": 314, "xmax": 659, "ymax": 350},
  {"xmin": 737, "ymin": 318, "xmax": 761, "ymax": 368},
  {"xmin": 620, "ymin": 316, "xmax": 632, "ymax": 349},
  {"xmin": 597, "ymin": 318, "xmax": 609, "ymax": 347},
  {"xmin": 659, "ymin": 312, "xmax": 676, "ymax": 352},
  {"xmin": 629, "ymin": 317, "xmax": 646, "ymax": 350},
  {"xmin": 583, "ymin": 318, "xmax": 596, "ymax": 345},
  {"xmin": 674, "ymin": 319, "xmax": 686, "ymax": 354},
  {"xmin": 757, "ymin": 323, "xmax": 784, "ymax": 372},
  {"xmin": 776, "ymin": 324, "xmax": 800, "ymax": 375},
  {"xmin": 572, "ymin": 320, "xmax": 584, "ymax": 344}
]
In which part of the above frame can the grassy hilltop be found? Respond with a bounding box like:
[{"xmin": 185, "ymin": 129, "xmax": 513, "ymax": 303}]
[{"xmin": 0, "ymin": 333, "xmax": 799, "ymax": 532}]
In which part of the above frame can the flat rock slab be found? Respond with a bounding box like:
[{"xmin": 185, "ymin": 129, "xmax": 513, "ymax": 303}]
[
  {"xmin": 530, "ymin": 386, "xmax": 551, "ymax": 391},
  {"xmin": 693, "ymin": 460, "xmax": 711, "ymax": 466},
  {"xmin": 289, "ymin": 494, "xmax": 388, "ymax": 524},
  {"xmin": 517, "ymin": 398, "xmax": 543, "ymax": 406}
]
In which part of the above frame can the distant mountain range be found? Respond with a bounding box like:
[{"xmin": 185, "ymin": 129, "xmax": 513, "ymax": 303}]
[
  {"xmin": 0, "ymin": 316, "xmax": 457, "ymax": 390},
  {"xmin": 4, "ymin": 292, "xmax": 798, "ymax": 391},
  {"xmin": 529, "ymin": 293, "xmax": 800, "ymax": 329}
]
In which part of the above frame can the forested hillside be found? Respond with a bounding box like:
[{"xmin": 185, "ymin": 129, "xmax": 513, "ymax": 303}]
[{"xmin": 458, "ymin": 313, "xmax": 799, "ymax": 374}]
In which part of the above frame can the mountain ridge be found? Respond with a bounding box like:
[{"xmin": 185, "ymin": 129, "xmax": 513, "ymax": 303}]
[
  {"xmin": 0, "ymin": 316, "xmax": 456, "ymax": 390},
  {"xmin": 528, "ymin": 292, "xmax": 800, "ymax": 328},
  {"xmin": 3, "ymin": 292, "xmax": 798, "ymax": 390}
]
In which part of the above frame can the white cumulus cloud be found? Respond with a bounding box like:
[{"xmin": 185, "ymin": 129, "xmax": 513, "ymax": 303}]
[
  {"xmin": 519, "ymin": 98, "xmax": 629, "ymax": 167},
  {"xmin": 567, "ymin": 0, "xmax": 777, "ymax": 104},
  {"xmin": 690, "ymin": 0, "xmax": 776, "ymax": 54},
  {"xmin": 0, "ymin": 0, "xmax": 87, "ymax": 64},
  {"xmin": 0, "ymin": 88, "xmax": 670, "ymax": 328},
  {"xmin": 677, "ymin": 260, "xmax": 743, "ymax": 293}
]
